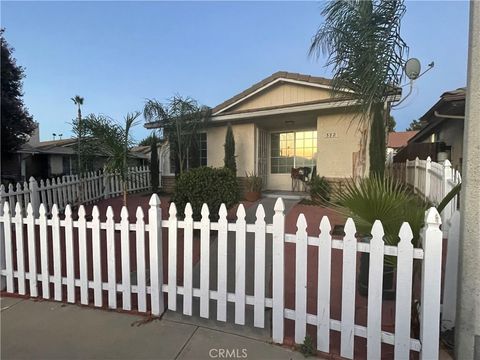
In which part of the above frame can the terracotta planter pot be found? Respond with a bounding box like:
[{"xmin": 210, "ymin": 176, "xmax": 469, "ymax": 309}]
[{"xmin": 245, "ymin": 191, "xmax": 261, "ymax": 202}]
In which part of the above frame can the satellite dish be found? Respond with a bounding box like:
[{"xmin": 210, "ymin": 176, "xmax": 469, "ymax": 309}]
[{"xmin": 405, "ymin": 58, "xmax": 421, "ymax": 80}]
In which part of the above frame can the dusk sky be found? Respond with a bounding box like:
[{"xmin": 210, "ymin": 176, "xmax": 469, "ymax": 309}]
[{"xmin": 1, "ymin": 1, "xmax": 470, "ymax": 142}]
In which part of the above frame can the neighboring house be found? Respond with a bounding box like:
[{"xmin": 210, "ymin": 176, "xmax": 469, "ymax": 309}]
[
  {"xmin": 394, "ymin": 87, "xmax": 465, "ymax": 171},
  {"xmin": 147, "ymin": 71, "xmax": 400, "ymax": 191},
  {"xmin": 2, "ymin": 124, "xmax": 148, "ymax": 183},
  {"xmin": 386, "ymin": 131, "xmax": 418, "ymax": 164}
]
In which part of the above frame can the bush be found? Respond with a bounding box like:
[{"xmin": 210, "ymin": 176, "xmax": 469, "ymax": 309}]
[
  {"xmin": 309, "ymin": 175, "xmax": 331, "ymax": 203},
  {"xmin": 172, "ymin": 167, "xmax": 240, "ymax": 220}
]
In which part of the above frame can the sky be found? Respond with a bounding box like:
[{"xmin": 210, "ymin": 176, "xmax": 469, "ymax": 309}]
[{"xmin": 1, "ymin": 1, "xmax": 470, "ymax": 142}]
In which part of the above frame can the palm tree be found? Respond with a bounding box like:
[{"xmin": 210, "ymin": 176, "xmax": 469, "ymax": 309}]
[
  {"xmin": 83, "ymin": 112, "xmax": 140, "ymax": 206},
  {"xmin": 143, "ymin": 96, "xmax": 210, "ymax": 175},
  {"xmin": 309, "ymin": 0, "xmax": 408, "ymax": 176},
  {"xmin": 71, "ymin": 95, "xmax": 84, "ymax": 173}
]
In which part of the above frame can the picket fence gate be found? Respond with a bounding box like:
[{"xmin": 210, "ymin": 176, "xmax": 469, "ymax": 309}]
[
  {"xmin": 0, "ymin": 165, "xmax": 152, "ymax": 217},
  {"xmin": 0, "ymin": 195, "xmax": 443, "ymax": 359}
]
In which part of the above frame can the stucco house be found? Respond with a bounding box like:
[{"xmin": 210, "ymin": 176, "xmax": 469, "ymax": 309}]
[
  {"xmin": 149, "ymin": 71, "xmax": 399, "ymax": 192},
  {"xmin": 394, "ymin": 87, "xmax": 465, "ymax": 171},
  {"xmin": 1, "ymin": 124, "xmax": 148, "ymax": 184}
]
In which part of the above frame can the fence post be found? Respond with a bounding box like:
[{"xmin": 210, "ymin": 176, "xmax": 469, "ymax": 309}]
[
  {"xmin": 441, "ymin": 160, "xmax": 453, "ymax": 230},
  {"xmin": 414, "ymin": 157, "xmax": 419, "ymax": 193},
  {"xmin": 425, "ymin": 157, "xmax": 431, "ymax": 201},
  {"xmin": 103, "ymin": 167, "xmax": 110, "ymax": 199},
  {"xmin": 441, "ymin": 210, "xmax": 460, "ymax": 330},
  {"xmin": 29, "ymin": 177, "xmax": 40, "ymax": 217},
  {"xmin": 419, "ymin": 207, "xmax": 443, "ymax": 360},
  {"xmin": 272, "ymin": 198, "xmax": 285, "ymax": 344},
  {"xmin": 0, "ymin": 190, "xmax": 5, "ymax": 291},
  {"xmin": 148, "ymin": 194, "xmax": 164, "ymax": 316}
]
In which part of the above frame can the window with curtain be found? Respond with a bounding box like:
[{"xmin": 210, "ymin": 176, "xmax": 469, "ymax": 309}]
[{"xmin": 270, "ymin": 130, "xmax": 317, "ymax": 174}]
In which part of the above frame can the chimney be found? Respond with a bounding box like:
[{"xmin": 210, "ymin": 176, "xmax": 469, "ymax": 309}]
[{"xmin": 28, "ymin": 122, "xmax": 40, "ymax": 145}]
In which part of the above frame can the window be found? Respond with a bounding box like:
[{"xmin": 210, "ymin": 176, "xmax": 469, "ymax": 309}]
[
  {"xmin": 271, "ymin": 131, "xmax": 317, "ymax": 174},
  {"xmin": 170, "ymin": 132, "xmax": 207, "ymax": 174}
]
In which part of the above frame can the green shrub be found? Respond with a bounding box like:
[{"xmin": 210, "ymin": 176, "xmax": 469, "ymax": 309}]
[
  {"xmin": 309, "ymin": 175, "xmax": 331, "ymax": 203},
  {"xmin": 172, "ymin": 167, "xmax": 240, "ymax": 220}
]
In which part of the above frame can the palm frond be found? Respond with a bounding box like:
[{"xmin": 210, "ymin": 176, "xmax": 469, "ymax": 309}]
[{"xmin": 309, "ymin": 0, "xmax": 408, "ymax": 124}]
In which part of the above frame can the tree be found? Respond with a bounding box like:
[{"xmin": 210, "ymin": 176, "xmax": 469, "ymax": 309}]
[
  {"xmin": 369, "ymin": 105, "xmax": 386, "ymax": 177},
  {"xmin": 224, "ymin": 123, "xmax": 236, "ymax": 174},
  {"xmin": 1, "ymin": 29, "xmax": 35, "ymax": 155},
  {"xmin": 139, "ymin": 135, "xmax": 160, "ymax": 147},
  {"xmin": 387, "ymin": 114, "xmax": 396, "ymax": 132},
  {"xmin": 143, "ymin": 96, "xmax": 210, "ymax": 175},
  {"xmin": 149, "ymin": 135, "xmax": 160, "ymax": 193},
  {"xmin": 71, "ymin": 95, "xmax": 85, "ymax": 173},
  {"xmin": 309, "ymin": 0, "xmax": 408, "ymax": 176},
  {"xmin": 406, "ymin": 119, "xmax": 424, "ymax": 131},
  {"xmin": 82, "ymin": 112, "xmax": 140, "ymax": 206}
]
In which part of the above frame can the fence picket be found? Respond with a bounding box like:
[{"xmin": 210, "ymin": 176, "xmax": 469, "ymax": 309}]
[
  {"xmin": 26, "ymin": 204, "xmax": 38, "ymax": 297},
  {"xmin": 3, "ymin": 203, "xmax": 14, "ymax": 292},
  {"xmin": 148, "ymin": 194, "xmax": 164, "ymax": 316},
  {"xmin": 272, "ymin": 199, "xmax": 285, "ymax": 342},
  {"xmin": 217, "ymin": 204, "xmax": 228, "ymax": 322},
  {"xmin": 45, "ymin": 180, "xmax": 53, "ymax": 213},
  {"xmin": 51, "ymin": 204, "xmax": 62, "ymax": 301},
  {"xmin": 200, "ymin": 204, "xmax": 210, "ymax": 318},
  {"xmin": 394, "ymin": 222, "xmax": 414, "ymax": 358},
  {"xmin": 317, "ymin": 216, "xmax": 332, "ymax": 352},
  {"xmin": 340, "ymin": 218, "xmax": 357, "ymax": 359},
  {"xmin": 0, "ymin": 189, "xmax": 5, "ymax": 291},
  {"xmin": 136, "ymin": 207, "xmax": 147, "ymax": 312},
  {"xmin": 64, "ymin": 205, "xmax": 75, "ymax": 303},
  {"xmin": 419, "ymin": 208, "xmax": 443, "ymax": 360},
  {"xmin": 183, "ymin": 203, "xmax": 194, "ymax": 316},
  {"xmin": 15, "ymin": 184, "xmax": 24, "ymax": 216},
  {"xmin": 39, "ymin": 204, "xmax": 50, "ymax": 299},
  {"xmin": 92, "ymin": 206, "xmax": 102, "ymax": 307},
  {"xmin": 367, "ymin": 221, "xmax": 385, "ymax": 359},
  {"xmin": 253, "ymin": 204, "xmax": 266, "ymax": 328},
  {"xmin": 78, "ymin": 206, "xmax": 89, "ymax": 305},
  {"xmin": 106, "ymin": 206, "xmax": 116, "ymax": 309},
  {"xmin": 167, "ymin": 203, "xmax": 178, "ymax": 311},
  {"xmin": 294, "ymin": 213, "xmax": 307, "ymax": 343},
  {"xmin": 235, "ymin": 204, "xmax": 247, "ymax": 325},
  {"xmin": 120, "ymin": 207, "xmax": 131, "ymax": 310},
  {"xmin": 14, "ymin": 203, "xmax": 26, "ymax": 294}
]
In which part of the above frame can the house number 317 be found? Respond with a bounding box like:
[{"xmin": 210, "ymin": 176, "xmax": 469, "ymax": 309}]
[{"xmin": 326, "ymin": 132, "xmax": 337, "ymax": 138}]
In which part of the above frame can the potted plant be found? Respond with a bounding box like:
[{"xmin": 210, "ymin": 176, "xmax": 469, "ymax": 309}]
[
  {"xmin": 244, "ymin": 172, "xmax": 262, "ymax": 202},
  {"xmin": 336, "ymin": 176, "xmax": 428, "ymax": 299}
]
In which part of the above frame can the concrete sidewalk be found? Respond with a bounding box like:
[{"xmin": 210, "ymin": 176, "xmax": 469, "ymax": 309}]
[{"xmin": 1, "ymin": 297, "xmax": 303, "ymax": 360}]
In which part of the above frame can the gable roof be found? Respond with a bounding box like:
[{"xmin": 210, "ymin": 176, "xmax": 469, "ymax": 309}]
[
  {"xmin": 212, "ymin": 71, "xmax": 337, "ymax": 115},
  {"xmin": 387, "ymin": 131, "xmax": 418, "ymax": 149},
  {"xmin": 409, "ymin": 87, "xmax": 466, "ymax": 143}
]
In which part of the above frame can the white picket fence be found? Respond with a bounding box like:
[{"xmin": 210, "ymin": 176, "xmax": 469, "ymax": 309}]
[
  {"xmin": 0, "ymin": 166, "xmax": 152, "ymax": 217},
  {"xmin": 389, "ymin": 157, "xmax": 461, "ymax": 229},
  {"xmin": 0, "ymin": 195, "xmax": 443, "ymax": 359}
]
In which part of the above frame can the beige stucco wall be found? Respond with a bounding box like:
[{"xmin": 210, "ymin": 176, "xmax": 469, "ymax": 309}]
[
  {"xmin": 206, "ymin": 123, "xmax": 256, "ymax": 175},
  {"xmin": 232, "ymin": 83, "xmax": 331, "ymax": 112},
  {"xmin": 316, "ymin": 112, "xmax": 369, "ymax": 178}
]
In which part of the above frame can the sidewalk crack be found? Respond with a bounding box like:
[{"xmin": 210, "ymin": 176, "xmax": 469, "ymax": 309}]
[{"xmin": 174, "ymin": 325, "xmax": 199, "ymax": 360}]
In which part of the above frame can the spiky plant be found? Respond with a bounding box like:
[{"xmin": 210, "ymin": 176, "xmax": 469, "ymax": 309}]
[
  {"xmin": 83, "ymin": 112, "xmax": 140, "ymax": 206},
  {"xmin": 143, "ymin": 96, "xmax": 210, "ymax": 174},
  {"xmin": 336, "ymin": 176, "xmax": 428, "ymax": 266}
]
